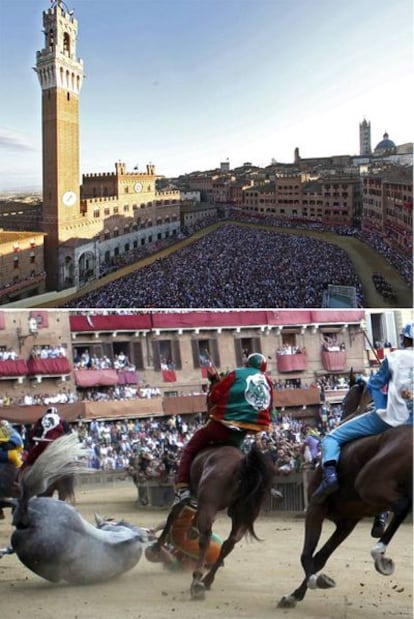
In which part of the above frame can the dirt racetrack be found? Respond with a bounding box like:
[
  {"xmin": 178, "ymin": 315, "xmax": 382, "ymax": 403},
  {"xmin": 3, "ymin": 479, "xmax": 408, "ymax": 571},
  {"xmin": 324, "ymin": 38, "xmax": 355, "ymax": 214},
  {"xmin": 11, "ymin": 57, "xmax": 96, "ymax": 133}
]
[{"xmin": 0, "ymin": 482, "xmax": 412, "ymax": 619}]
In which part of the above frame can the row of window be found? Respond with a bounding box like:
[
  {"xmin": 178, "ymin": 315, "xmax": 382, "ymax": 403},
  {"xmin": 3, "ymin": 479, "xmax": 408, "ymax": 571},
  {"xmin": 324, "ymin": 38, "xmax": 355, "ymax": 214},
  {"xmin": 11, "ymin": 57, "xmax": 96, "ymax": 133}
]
[{"xmin": 73, "ymin": 333, "xmax": 315, "ymax": 375}]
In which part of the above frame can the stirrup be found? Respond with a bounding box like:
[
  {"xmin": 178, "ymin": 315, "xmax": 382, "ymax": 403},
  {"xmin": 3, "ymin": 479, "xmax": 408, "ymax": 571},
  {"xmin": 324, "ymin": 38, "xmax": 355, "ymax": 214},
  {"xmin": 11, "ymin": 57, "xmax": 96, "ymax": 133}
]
[
  {"xmin": 312, "ymin": 479, "xmax": 339, "ymax": 504},
  {"xmin": 172, "ymin": 488, "xmax": 192, "ymax": 507}
]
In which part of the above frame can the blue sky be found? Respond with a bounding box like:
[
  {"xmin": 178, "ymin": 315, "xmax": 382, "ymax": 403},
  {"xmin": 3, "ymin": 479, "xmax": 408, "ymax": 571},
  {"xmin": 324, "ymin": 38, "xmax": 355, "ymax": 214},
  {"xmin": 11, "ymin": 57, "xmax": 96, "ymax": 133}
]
[{"xmin": 0, "ymin": 0, "xmax": 412, "ymax": 191}]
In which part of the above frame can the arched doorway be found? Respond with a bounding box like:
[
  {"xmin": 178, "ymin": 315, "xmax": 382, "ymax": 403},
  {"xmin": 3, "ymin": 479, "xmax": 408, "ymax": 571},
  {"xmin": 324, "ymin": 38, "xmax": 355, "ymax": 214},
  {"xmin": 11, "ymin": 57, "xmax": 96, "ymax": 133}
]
[
  {"xmin": 63, "ymin": 255, "xmax": 74, "ymax": 287},
  {"xmin": 78, "ymin": 250, "xmax": 96, "ymax": 285}
]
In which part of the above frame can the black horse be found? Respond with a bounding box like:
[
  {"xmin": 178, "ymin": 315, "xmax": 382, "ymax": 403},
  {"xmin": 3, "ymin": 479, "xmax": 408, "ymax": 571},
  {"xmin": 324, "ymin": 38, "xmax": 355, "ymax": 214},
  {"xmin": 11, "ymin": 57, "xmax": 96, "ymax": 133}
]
[{"xmin": 279, "ymin": 385, "xmax": 413, "ymax": 608}]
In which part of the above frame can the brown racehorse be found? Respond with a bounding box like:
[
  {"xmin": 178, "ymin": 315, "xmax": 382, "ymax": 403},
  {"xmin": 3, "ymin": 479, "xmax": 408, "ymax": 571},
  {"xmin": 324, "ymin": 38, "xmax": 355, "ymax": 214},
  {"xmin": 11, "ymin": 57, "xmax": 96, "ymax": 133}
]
[
  {"xmin": 279, "ymin": 386, "xmax": 413, "ymax": 608},
  {"xmin": 149, "ymin": 443, "xmax": 274, "ymax": 600}
]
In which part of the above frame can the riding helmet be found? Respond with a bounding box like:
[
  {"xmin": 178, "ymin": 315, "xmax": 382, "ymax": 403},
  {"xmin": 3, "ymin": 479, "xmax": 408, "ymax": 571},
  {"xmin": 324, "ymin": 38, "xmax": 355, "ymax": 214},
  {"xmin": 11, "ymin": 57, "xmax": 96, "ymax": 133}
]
[{"xmin": 247, "ymin": 353, "xmax": 267, "ymax": 372}]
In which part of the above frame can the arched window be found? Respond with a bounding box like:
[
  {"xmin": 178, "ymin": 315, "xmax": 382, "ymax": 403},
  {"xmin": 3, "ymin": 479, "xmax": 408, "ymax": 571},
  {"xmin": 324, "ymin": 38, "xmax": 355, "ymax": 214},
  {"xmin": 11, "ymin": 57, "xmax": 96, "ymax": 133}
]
[
  {"xmin": 63, "ymin": 32, "xmax": 70, "ymax": 55},
  {"xmin": 48, "ymin": 29, "xmax": 55, "ymax": 49}
]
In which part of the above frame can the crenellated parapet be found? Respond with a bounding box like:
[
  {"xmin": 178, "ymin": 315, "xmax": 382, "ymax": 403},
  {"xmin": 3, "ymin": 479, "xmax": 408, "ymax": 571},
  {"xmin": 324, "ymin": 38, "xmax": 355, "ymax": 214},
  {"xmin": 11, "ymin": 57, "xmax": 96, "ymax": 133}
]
[
  {"xmin": 155, "ymin": 190, "xmax": 181, "ymax": 198},
  {"xmin": 35, "ymin": 2, "xmax": 84, "ymax": 94},
  {"xmin": 81, "ymin": 196, "xmax": 119, "ymax": 206},
  {"xmin": 83, "ymin": 172, "xmax": 116, "ymax": 179}
]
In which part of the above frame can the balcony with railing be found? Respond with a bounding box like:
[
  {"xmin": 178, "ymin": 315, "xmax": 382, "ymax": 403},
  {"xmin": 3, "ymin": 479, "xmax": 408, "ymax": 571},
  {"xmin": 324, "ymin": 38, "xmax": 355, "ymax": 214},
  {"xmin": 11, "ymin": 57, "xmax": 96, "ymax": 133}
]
[
  {"xmin": 276, "ymin": 348, "xmax": 307, "ymax": 373},
  {"xmin": 0, "ymin": 359, "xmax": 28, "ymax": 379},
  {"xmin": 27, "ymin": 357, "xmax": 72, "ymax": 377},
  {"xmin": 321, "ymin": 349, "xmax": 347, "ymax": 371},
  {"xmin": 74, "ymin": 368, "xmax": 138, "ymax": 387}
]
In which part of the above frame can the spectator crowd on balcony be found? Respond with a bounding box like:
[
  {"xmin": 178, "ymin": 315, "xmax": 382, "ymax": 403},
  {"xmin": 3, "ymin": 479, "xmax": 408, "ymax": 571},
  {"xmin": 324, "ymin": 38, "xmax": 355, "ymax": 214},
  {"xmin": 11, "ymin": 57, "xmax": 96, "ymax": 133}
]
[
  {"xmin": 0, "ymin": 348, "xmax": 19, "ymax": 361},
  {"xmin": 277, "ymin": 344, "xmax": 305, "ymax": 355},
  {"xmin": 30, "ymin": 344, "xmax": 67, "ymax": 359},
  {"xmin": 321, "ymin": 335, "xmax": 346, "ymax": 352},
  {"xmin": 72, "ymin": 349, "xmax": 136, "ymax": 372}
]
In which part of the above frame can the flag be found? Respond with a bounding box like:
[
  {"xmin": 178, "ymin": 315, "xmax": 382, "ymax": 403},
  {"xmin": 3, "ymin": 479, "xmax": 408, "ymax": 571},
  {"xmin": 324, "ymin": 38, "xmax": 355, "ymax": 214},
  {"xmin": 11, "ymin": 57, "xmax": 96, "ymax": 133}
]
[{"xmin": 162, "ymin": 369, "xmax": 177, "ymax": 382}]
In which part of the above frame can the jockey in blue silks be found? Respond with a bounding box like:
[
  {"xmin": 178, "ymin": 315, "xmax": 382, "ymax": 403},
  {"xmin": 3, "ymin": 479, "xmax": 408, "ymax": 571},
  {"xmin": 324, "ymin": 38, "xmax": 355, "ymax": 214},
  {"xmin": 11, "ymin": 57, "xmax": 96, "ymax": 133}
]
[{"xmin": 313, "ymin": 321, "xmax": 413, "ymax": 511}]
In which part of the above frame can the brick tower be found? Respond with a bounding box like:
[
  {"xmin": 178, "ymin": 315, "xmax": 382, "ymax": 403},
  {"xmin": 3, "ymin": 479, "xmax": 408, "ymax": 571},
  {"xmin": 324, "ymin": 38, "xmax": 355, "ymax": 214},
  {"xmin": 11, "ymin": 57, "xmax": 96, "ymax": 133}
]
[
  {"xmin": 359, "ymin": 118, "xmax": 371, "ymax": 157},
  {"xmin": 35, "ymin": 1, "xmax": 84, "ymax": 290}
]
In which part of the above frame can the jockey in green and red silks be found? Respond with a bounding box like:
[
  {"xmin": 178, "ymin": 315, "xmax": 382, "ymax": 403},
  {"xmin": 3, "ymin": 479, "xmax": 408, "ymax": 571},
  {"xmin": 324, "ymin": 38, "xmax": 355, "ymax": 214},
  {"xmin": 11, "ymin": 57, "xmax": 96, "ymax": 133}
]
[
  {"xmin": 208, "ymin": 357, "xmax": 273, "ymax": 432},
  {"xmin": 173, "ymin": 353, "xmax": 273, "ymax": 505}
]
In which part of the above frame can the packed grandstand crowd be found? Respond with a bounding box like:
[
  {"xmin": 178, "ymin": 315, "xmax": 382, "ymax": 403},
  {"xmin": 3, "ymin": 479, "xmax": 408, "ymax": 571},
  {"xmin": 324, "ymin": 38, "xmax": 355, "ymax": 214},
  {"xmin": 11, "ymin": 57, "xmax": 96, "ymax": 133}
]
[
  {"xmin": 67, "ymin": 224, "xmax": 366, "ymax": 308},
  {"xmin": 64, "ymin": 211, "xmax": 412, "ymax": 309},
  {"xmin": 9, "ymin": 408, "xmax": 337, "ymax": 484}
]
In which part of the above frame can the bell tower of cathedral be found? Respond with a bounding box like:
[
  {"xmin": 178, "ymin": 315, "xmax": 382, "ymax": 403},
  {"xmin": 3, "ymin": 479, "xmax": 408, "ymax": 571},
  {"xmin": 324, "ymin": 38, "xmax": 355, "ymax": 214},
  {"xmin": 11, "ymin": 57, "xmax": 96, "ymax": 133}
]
[{"xmin": 35, "ymin": 1, "xmax": 84, "ymax": 290}]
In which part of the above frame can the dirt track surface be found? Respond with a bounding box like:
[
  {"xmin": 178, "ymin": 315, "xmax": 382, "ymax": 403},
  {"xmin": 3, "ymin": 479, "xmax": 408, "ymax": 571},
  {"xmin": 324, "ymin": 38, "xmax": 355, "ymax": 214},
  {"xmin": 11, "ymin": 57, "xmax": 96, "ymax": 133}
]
[{"xmin": 0, "ymin": 482, "xmax": 412, "ymax": 619}]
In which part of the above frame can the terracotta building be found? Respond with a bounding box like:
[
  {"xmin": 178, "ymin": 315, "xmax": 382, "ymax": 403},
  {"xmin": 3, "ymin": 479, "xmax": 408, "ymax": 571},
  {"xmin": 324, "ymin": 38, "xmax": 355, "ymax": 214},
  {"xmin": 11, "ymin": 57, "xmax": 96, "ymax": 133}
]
[
  {"xmin": 361, "ymin": 167, "xmax": 413, "ymax": 255},
  {"xmin": 0, "ymin": 308, "xmax": 371, "ymax": 424},
  {"xmin": 0, "ymin": 232, "xmax": 46, "ymax": 304},
  {"xmin": 241, "ymin": 174, "xmax": 360, "ymax": 226}
]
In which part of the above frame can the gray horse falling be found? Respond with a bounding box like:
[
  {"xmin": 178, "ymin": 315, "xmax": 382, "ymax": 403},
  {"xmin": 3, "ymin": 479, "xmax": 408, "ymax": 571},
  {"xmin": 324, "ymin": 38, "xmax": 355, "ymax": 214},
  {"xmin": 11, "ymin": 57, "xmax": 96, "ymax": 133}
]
[{"xmin": 1, "ymin": 434, "xmax": 151, "ymax": 584}]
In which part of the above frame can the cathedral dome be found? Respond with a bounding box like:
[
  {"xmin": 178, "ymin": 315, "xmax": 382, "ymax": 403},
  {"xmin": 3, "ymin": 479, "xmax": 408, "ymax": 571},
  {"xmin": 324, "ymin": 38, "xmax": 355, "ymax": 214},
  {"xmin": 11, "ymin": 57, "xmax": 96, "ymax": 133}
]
[{"xmin": 374, "ymin": 131, "xmax": 396, "ymax": 154}]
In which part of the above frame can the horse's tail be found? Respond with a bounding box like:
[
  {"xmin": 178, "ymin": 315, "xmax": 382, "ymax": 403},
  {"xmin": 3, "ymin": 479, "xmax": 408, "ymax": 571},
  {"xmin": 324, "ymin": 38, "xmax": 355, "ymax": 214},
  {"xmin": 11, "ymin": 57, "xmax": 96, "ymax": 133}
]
[
  {"xmin": 19, "ymin": 434, "xmax": 87, "ymax": 508},
  {"xmin": 231, "ymin": 443, "xmax": 274, "ymax": 540}
]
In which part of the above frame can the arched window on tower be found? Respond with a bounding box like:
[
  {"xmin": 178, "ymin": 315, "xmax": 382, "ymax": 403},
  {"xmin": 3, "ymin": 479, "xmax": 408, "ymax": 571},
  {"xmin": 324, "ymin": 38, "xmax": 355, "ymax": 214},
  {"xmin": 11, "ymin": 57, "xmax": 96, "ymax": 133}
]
[
  {"xmin": 48, "ymin": 29, "xmax": 55, "ymax": 50},
  {"xmin": 63, "ymin": 32, "xmax": 71, "ymax": 56}
]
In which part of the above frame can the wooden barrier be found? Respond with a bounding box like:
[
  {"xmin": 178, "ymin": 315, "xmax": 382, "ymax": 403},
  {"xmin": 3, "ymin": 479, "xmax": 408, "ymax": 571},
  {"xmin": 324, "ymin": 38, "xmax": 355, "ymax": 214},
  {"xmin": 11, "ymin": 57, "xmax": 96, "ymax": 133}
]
[{"xmin": 77, "ymin": 468, "xmax": 314, "ymax": 512}]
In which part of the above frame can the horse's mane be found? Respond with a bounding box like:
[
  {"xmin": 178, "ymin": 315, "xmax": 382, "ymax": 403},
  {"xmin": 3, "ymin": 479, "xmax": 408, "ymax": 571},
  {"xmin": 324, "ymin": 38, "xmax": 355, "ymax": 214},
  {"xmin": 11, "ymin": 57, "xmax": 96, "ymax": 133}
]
[{"xmin": 232, "ymin": 443, "xmax": 274, "ymax": 539}]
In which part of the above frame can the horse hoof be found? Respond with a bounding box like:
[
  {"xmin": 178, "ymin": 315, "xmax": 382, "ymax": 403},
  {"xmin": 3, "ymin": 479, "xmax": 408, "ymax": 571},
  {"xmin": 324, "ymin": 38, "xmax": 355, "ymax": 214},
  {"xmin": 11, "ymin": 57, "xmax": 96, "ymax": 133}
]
[
  {"xmin": 374, "ymin": 556, "xmax": 395, "ymax": 576},
  {"xmin": 278, "ymin": 595, "xmax": 297, "ymax": 608},
  {"xmin": 202, "ymin": 575, "xmax": 213, "ymax": 590},
  {"xmin": 316, "ymin": 573, "xmax": 336, "ymax": 589},
  {"xmin": 144, "ymin": 545, "xmax": 162, "ymax": 563},
  {"xmin": 190, "ymin": 582, "xmax": 206, "ymax": 601}
]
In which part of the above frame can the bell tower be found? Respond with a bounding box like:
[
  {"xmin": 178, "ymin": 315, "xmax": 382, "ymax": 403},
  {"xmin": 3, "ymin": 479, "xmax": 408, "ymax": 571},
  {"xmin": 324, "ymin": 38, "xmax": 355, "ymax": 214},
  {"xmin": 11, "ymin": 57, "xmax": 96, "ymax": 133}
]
[{"xmin": 35, "ymin": 0, "xmax": 84, "ymax": 290}]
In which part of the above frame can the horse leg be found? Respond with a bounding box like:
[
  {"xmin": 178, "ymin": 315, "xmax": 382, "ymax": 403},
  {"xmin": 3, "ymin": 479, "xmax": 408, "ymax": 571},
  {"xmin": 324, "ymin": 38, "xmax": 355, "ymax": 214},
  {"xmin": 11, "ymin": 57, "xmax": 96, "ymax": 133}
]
[
  {"xmin": 202, "ymin": 520, "xmax": 246, "ymax": 591},
  {"xmin": 147, "ymin": 503, "xmax": 182, "ymax": 559},
  {"xmin": 371, "ymin": 496, "xmax": 412, "ymax": 576},
  {"xmin": 279, "ymin": 507, "xmax": 358, "ymax": 608},
  {"xmin": 190, "ymin": 505, "xmax": 215, "ymax": 600}
]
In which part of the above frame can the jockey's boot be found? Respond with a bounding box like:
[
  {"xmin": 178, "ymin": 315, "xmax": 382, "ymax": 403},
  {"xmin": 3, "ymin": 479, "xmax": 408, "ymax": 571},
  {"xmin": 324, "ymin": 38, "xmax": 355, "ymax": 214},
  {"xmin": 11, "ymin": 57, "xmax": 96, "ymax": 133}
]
[
  {"xmin": 312, "ymin": 463, "xmax": 339, "ymax": 504},
  {"xmin": 371, "ymin": 511, "xmax": 389, "ymax": 538},
  {"xmin": 172, "ymin": 484, "xmax": 192, "ymax": 507}
]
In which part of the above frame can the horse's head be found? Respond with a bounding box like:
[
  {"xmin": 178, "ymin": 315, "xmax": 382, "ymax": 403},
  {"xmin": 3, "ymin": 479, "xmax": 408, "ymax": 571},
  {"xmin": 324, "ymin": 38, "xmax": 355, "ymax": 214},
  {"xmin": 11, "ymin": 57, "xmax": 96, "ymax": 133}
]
[
  {"xmin": 94, "ymin": 513, "xmax": 156, "ymax": 543},
  {"xmin": 342, "ymin": 381, "xmax": 371, "ymax": 419}
]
